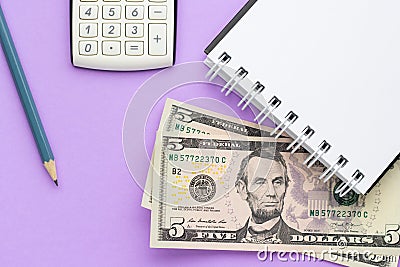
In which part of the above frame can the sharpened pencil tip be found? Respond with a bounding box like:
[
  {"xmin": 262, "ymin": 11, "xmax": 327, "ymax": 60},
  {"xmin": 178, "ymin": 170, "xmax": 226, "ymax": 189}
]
[{"xmin": 43, "ymin": 160, "xmax": 58, "ymax": 186}]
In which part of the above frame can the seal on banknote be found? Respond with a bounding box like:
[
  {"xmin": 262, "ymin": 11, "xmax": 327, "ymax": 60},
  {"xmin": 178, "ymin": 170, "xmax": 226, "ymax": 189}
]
[
  {"xmin": 189, "ymin": 174, "xmax": 216, "ymax": 202},
  {"xmin": 333, "ymin": 182, "xmax": 359, "ymax": 206}
]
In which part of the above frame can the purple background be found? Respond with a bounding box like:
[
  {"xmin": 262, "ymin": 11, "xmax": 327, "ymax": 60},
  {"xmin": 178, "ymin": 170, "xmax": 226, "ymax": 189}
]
[{"xmin": 0, "ymin": 0, "xmax": 341, "ymax": 266}]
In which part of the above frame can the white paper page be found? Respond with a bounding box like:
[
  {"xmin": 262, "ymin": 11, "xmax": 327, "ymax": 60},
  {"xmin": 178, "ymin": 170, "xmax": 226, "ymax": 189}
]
[{"xmin": 208, "ymin": 0, "xmax": 400, "ymax": 194}]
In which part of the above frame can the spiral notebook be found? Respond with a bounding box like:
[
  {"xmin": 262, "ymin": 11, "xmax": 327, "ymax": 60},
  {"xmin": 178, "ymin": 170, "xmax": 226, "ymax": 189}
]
[{"xmin": 203, "ymin": 0, "xmax": 400, "ymax": 195}]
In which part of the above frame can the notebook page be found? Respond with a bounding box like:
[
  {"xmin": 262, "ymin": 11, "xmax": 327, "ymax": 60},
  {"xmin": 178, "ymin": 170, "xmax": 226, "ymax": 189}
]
[{"xmin": 207, "ymin": 0, "xmax": 400, "ymax": 194}]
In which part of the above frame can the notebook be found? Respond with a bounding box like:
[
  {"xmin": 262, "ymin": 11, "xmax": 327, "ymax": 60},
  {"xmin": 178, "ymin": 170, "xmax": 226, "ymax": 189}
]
[{"xmin": 203, "ymin": 0, "xmax": 400, "ymax": 195}]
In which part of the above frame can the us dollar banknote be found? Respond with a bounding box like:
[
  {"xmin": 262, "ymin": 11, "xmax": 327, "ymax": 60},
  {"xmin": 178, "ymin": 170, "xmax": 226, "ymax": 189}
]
[
  {"xmin": 150, "ymin": 134, "xmax": 400, "ymax": 254},
  {"xmin": 143, "ymin": 99, "xmax": 400, "ymax": 265},
  {"xmin": 148, "ymin": 137, "xmax": 400, "ymax": 267},
  {"xmin": 142, "ymin": 98, "xmax": 291, "ymax": 209},
  {"xmin": 149, "ymin": 133, "xmax": 399, "ymax": 266}
]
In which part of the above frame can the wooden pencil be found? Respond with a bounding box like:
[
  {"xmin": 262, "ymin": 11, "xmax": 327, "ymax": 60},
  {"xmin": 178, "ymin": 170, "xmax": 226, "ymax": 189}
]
[{"xmin": 0, "ymin": 4, "xmax": 58, "ymax": 186}]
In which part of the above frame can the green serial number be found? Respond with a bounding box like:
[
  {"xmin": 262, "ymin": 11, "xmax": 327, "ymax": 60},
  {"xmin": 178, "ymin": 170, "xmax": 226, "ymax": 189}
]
[
  {"xmin": 309, "ymin": 210, "xmax": 368, "ymax": 218},
  {"xmin": 168, "ymin": 154, "xmax": 227, "ymax": 164},
  {"xmin": 175, "ymin": 124, "xmax": 210, "ymax": 135}
]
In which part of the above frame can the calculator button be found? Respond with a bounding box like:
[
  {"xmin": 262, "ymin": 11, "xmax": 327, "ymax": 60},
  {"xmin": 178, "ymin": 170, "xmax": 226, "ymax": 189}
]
[
  {"xmin": 149, "ymin": 6, "xmax": 167, "ymax": 20},
  {"xmin": 126, "ymin": 41, "xmax": 144, "ymax": 56},
  {"xmin": 102, "ymin": 41, "xmax": 121, "ymax": 56},
  {"xmin": 103, "ymin": 23, "xmax": 121, "ymax": 38},
  {"xmin": 148, "ymin": 24, "xmax": 167, "ymax": 56},
  {"xmin": 80, "ymin": 23, "xmax": 98, "ymax": 37},
  {"xmin": 103, "ymin": 6, "xmax": 121, "ymax": 20},
  {"xmin": 126, "ymin": 23, "xmax": 144, "ymax": 38},
  {"xmin": 79, "ymin": 41, "xmax": 98, "ymax": 55},
  {"xmin": 80, "ymin": 0, "xmax": 98, "ymax": 2},
  {"xmin": 126, "ymin": 6, "xmax": 144, "ymax": 20},
  {"xmin": 103, "ymin": 0, "xmax": 120, "ymax": 2},
  {"xmin": 149, "ymin": 0, "xmax": 166, "ymax": 2},
  {"xmin": 79, "ymin": 6, "xmax": 98, "ymax": 20},
  {"xmin": 126, "ymin": 0, "xmax": 144, "ymax": 2}
]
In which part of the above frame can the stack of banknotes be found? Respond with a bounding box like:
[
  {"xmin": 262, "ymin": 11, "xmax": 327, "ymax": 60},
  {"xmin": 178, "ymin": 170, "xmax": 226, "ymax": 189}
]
[{"xmin": 141, "ymin": 98, "xmax": 400, "ymax": 267}]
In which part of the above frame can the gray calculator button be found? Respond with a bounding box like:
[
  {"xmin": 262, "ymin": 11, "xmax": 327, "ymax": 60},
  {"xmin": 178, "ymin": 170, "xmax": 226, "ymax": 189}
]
[
  {"xmin": 126, "ymin": 41, "xmax": 144, "ymax": 55},
  {"xmin": 126, "ymin": 5, "xmax": 144, "ymax": 20},
  {"xmin": 149, "ymin": 5, "xmax": 167, "ymax": 20},
  {"xmin": 126, "ymin": 23, "xmax": 144, "ymax": 38},
  {"xmin": 102, "ymin": 41, "xmax": 121, "ymax": 55},
  {"xmin": 79, "ymin": 41, "xmax": 98, "ymax": 55},
  {"xmin": 80, "ymin": 23, "xmax": 98, "ymax": 37},
  {"xmin": 103, "ymin": 6, "xmax": 121, "ymax": 20},
  {"xmin": 148, "ymin": 24, "xmax": 167, "ymax": 56},
  {"xmin": 79, "ymin": 6, "xmax": 98, "ymax": 20},
  {"xmin": 103, "ymin": 23, "xmax": 121, "ymax": 38}
]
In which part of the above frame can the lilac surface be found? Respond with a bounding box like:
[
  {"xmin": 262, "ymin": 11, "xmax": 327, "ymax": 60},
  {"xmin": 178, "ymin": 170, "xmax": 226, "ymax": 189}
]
[{"xmin": 0, "ymin": 0, "xmax": 340, "ymax": 266}]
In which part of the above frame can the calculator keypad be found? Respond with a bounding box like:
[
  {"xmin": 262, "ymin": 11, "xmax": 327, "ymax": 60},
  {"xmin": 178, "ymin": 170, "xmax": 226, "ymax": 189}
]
[{"xmin": 72, "ymin": 0, "xmax": 175, "ymax": 70}]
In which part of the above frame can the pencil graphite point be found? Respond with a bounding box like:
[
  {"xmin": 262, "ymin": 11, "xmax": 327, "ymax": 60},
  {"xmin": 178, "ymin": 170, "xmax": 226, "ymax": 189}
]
[{"xmin": 43, "ymin": 160, "xmax": 58, "ymax": 186}]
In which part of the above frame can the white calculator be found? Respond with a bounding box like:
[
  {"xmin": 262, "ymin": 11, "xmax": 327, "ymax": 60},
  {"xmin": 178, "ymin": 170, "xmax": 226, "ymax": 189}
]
[{"xmin": 71, "ymin": 0, "xmax": 176, "ymax": 71}]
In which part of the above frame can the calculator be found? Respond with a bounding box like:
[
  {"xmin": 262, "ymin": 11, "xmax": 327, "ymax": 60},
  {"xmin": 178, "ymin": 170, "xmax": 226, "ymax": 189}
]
[{"xmin": 70, "ymin": 0, "xmax": 176, "ymax": 71}]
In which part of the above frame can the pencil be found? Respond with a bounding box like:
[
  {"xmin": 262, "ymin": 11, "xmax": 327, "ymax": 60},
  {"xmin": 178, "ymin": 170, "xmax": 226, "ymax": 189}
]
[{"xmin": 0, "ymin": 5, "xmax": 58, "ymax": 186}]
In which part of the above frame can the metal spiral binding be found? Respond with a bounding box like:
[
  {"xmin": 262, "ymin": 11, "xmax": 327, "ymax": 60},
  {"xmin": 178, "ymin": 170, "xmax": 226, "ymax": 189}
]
[
  {"xmin": 319, "ymin": 155, "xmax": 348, "ymax": 182},
  {"xmin": 254, "ymin": 96, "xmax": 281, "ymax": 124},
  {"xmin": 210, "ymin": 52, "xmax": 362, "ymax": 194},
  {"xmin": 303, "ymin": 140, "xmax": 331, "ymax": 168},
  {"xmin": 335, "ymin": 170, "xmax": 364, "ymax": 197},
  {"xmin": 221, "ymin": 67, "xmax": 248, "ymax": 96},
  {"xmin": 270, "ymin": 111, "xmax": 298, "ymax": 139},
  {"xmin": 237, "ymin": 81, "xmax": 265, "ymax": 110},
  {"xmin": 206, "ymin": 52, "xmax": 231, "ymax": 81},
  {"xmin": 287, "ymin": 126, "xmax": 315, "ymax": 154}
]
